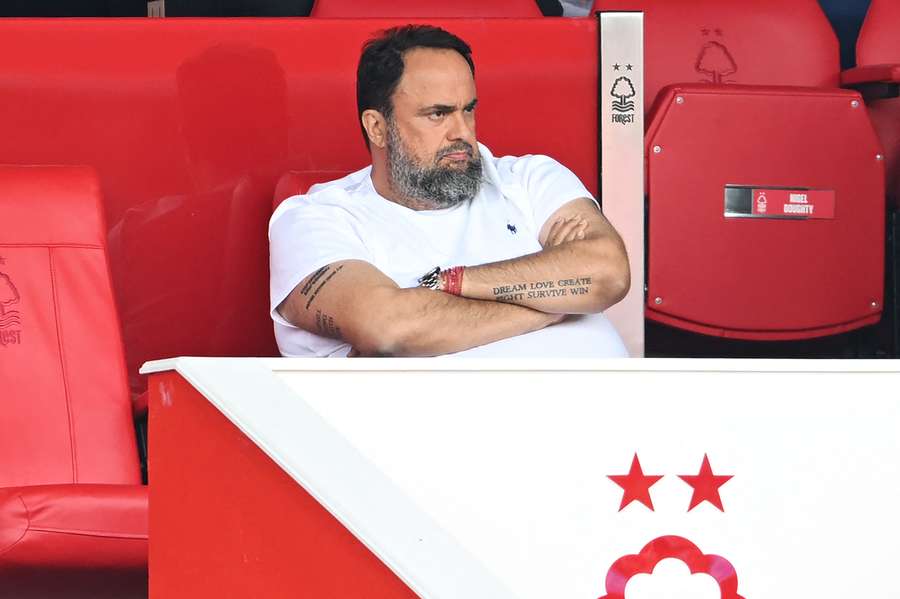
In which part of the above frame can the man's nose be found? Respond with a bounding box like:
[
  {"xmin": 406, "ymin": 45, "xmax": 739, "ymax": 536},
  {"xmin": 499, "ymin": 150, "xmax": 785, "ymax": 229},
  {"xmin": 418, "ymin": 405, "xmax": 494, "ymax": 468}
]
[{"xmin": 447, "ymin": 111, "xmax": 475, "ymax": 143}]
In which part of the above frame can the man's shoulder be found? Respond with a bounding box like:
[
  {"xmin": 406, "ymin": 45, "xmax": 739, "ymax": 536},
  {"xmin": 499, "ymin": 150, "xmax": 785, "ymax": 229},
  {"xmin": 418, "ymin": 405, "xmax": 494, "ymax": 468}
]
[
  {"xmin": 271, "ymin": 167, "xmax": 373, "ymax": 226},
  {"xmin": 478, "ymin": 143, "xmax": 595, "ymax": 216},
  {"xmin": 306, "ymin": 166, "xmax": 373, "ymax": 196},
  {"xmin": 480, "ymin": 144, "xmax": 567, "ymax": 185}
]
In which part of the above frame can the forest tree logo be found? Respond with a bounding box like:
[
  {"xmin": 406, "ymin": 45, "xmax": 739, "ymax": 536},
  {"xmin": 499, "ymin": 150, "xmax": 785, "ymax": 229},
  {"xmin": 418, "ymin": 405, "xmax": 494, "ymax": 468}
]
[
  {"xmin": 611, "ymin": 76, "xmax": 636, "ymax": 112},
  {"xmin": 611, "ymin": 75, "xmax": 637, "ymax": 125},
  {"xmin": 0, "ymin": 270, "xmax": 22, "ymax": 346},
  {"xmin": 695, "ymin": 29, "xmax": 738, "ymax": 84}
]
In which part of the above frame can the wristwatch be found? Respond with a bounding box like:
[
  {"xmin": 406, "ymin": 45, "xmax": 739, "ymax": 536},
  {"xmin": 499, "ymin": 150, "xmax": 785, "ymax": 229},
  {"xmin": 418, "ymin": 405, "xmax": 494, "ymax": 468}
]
[{"xmin": 418, "ymin": 266, "xmax": 442, "ymax": 290}]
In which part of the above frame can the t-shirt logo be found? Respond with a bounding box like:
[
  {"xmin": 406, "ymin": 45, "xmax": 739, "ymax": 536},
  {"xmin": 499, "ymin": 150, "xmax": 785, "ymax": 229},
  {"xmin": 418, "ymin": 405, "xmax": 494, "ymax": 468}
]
[{"xmin": 507, "ymin": 223, "xmax": 517, "ymax": 235}]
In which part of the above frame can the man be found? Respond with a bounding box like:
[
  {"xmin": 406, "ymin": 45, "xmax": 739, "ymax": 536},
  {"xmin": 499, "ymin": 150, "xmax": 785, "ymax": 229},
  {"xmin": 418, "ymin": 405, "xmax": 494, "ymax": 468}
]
[{"xmin": 270, "ymin": 25, "xmax": 630, "ymax": 357}]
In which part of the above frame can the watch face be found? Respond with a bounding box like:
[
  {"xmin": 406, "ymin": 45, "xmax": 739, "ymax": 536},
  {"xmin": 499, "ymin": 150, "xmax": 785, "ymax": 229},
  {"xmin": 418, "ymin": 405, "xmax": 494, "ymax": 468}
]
[{"xmin": 418, "ymin": 267, "xmax": 441, "ymax": 289}]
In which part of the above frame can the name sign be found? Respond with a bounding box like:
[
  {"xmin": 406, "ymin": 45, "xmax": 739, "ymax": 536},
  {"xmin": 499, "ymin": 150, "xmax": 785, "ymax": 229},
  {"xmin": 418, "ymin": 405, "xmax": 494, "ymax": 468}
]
[{"xmin": 724, "ymin": 186, "xmax": 836, "ymax": 220}]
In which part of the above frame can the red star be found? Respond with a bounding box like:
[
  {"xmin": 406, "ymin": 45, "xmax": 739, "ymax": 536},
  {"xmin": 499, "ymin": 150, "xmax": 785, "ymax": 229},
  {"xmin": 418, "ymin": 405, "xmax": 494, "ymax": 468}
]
[
  {"xmin": 608, "ymin": 454, "xmax": 663, "ymax": 511},
  {"xmin": 679, "ymin": 454, "xmax": 733, "ymax": 512}
]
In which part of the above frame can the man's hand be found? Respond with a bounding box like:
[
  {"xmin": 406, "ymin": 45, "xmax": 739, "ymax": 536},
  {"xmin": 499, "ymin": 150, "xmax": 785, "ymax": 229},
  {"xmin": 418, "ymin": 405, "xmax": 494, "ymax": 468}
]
[
  {"xmin": 277, "ymin": 259, "xmax": 565, "ymax": 357},
  {"xmin": 544, "ymin": 215, "xmax": 588, "ymax": 246},
  {"xmin": 457, "ymin": 198, "xmax": 630, "ymax": 314}
]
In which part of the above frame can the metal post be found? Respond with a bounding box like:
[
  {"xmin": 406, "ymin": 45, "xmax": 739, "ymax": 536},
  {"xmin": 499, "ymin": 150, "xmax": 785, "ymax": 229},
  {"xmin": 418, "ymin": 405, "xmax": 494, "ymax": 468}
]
[{"xmin": 599, "ymin": 11, "xmax": 645, "ymax": 357}]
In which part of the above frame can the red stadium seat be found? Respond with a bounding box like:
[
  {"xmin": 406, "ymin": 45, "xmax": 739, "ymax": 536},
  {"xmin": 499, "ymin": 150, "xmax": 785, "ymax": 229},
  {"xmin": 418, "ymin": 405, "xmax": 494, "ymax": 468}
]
[
  {"xmin": 0, "ymin": 166, "xmax": 147, "ymax": 599},
  {"xmin": 595, "ymin": 0, "xmax": 885, "ymax": 339},
  {"xmin": 311, "ymin": 0, "xmax": 542, "ymax": 17}
]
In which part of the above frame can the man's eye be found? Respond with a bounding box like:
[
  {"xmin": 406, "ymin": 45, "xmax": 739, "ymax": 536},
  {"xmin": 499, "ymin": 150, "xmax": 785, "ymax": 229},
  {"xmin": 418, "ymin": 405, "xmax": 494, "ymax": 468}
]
[
  {"xmin": 428, "ymin": 111, "xmax": 446, "ymax": 121},
  {"xmin": 463, "ymin": 105, "xmax": 475, "ymax": 114}
]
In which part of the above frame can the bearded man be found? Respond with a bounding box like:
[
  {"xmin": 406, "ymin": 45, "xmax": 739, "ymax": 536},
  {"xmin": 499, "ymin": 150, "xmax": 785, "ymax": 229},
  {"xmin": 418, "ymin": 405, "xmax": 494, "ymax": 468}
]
[{"xmin": 269, "ymin": 25, "xmax": 630, "ymax": 357}]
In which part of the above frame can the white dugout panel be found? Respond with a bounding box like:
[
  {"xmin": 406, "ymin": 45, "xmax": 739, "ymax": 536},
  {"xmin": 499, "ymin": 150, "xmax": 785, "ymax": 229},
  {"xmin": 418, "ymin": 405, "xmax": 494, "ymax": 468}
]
[{"xmin": 143, "ymin": 358, "xmax": 900, "ymax": 599}]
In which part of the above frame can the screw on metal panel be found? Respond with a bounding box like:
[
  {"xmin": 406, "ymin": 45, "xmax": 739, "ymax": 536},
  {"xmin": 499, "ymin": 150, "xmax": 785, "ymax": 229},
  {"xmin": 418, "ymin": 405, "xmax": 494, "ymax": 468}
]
[
  {"xmin": 851, "ymin": 99, "xmax": 860, "ymax": 108},
  {"xmin": 871, "ymin": 301, "xmax": 880, "ymax": 309},
  {"xmin": 675, "ymin": 96, "xmax": 685, "ymax": 104},
  {"xmin": 877, "ymin": 154, "xmax": 885, "ymax": 161},
  {"xmin": 654, "ymin": 297, "xmax": 663, "ymax": 305},
  {"xmin": 653, "ymin": 146, "xmax": 662, "ymax": 154}
]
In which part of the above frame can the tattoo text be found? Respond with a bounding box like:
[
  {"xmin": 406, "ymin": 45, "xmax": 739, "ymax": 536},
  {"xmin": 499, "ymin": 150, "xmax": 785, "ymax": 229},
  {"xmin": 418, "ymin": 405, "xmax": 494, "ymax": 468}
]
[{"xmin": 492, "ymin": 277, "xmax": 592, "ymax": 302}]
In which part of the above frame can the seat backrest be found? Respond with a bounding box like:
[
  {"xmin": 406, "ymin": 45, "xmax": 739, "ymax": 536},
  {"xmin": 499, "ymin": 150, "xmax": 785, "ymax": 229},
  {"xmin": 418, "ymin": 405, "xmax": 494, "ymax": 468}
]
[
  {"xmin": 593, "ymin": 0, "xmax": 840, "ymax": 111},
  {"xmin": 0, "ymin": 166, "xmax": 140, "ymax": 488},
  {"xmin": 856, "ymin": 0, "xmax": 900, "ymax": 66},
  {"xmin": 311, "ymin": 0, "xmax": 542, "ymax": 17},
  {"xmin": 643, "ymin": 84, "xmax": 885, "ymax": 338}
]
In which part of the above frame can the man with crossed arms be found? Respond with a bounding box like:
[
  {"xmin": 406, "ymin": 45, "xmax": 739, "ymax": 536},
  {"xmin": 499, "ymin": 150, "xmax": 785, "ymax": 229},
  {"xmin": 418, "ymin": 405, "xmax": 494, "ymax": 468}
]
[{"xmin": 270, "ymin": 25, "xmax": 630, "ymax": 357}]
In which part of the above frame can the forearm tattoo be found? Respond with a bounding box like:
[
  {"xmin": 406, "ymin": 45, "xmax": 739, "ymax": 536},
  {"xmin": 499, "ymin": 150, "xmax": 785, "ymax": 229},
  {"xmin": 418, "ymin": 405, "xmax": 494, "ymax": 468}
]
[
  {"xmin": 492, "ymin": 277, "xmax": 592, "ymax": 302},
  {"xmin": 301, "ymin": 264, "xmax": 344, "ymax": 310}
]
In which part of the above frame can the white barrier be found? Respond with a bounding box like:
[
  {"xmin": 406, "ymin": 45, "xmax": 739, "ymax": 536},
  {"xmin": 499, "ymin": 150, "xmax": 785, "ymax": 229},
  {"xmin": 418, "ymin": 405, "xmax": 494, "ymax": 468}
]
[{"xmin": 143, "ymin": 357, "xmax": 900, "ymax": 598}]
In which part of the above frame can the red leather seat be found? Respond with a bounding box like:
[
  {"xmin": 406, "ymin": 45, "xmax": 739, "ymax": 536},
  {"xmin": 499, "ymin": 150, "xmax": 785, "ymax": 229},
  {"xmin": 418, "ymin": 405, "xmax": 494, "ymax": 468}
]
[
  {"xmin": 311, "ymin": 0, "xmax": 542, "ymax": 17},
  {"xmin": 0, "ymin": 166, "xmax": 147, "ymax": 598},
  {"xmin": 596, "ymin": 0, "xmax": 885, "ymax": 340}
]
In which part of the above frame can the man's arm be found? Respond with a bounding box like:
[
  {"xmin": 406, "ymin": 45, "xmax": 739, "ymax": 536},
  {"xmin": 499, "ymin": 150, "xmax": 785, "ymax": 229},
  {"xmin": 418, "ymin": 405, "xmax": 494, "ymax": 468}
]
[
  {"xmin": 457, "ymin": 198, "xmax": 630, "ymax": 314},
  {"xmin": 277, "ymin": 259, "xmax": 563, "ymax": 357}
]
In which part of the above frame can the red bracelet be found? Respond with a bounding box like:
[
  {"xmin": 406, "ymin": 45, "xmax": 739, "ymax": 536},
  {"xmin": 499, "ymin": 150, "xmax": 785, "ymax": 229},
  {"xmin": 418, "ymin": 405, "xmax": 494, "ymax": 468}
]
[{"xmin": 442, "ymin": 266, "xmax": 465, "ymax": 296}]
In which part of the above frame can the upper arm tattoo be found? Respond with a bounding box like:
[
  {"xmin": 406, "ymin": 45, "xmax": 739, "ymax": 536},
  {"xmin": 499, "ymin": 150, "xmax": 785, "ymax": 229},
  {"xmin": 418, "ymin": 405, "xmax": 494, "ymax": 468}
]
[
  {"xmin": 282, "ymin": 263, "xmax": 348, "ymax": 339},
  {"xmin": 299, "ymin": 264, "xmax": 344, "ymax": 310}
]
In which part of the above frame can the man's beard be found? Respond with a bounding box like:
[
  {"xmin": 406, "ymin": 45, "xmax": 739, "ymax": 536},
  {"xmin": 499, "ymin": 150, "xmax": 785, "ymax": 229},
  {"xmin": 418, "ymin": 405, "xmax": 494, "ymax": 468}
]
[{"xmin": 386, "ymin": 120, "xmax": 483, "ymax": 209}]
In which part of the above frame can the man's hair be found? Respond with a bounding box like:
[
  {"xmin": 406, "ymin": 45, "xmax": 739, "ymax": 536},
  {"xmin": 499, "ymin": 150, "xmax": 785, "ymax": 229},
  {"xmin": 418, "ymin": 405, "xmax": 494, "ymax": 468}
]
[{"xmin": 356, "ymin": 25, "xmax": 475, "ymax": 148}]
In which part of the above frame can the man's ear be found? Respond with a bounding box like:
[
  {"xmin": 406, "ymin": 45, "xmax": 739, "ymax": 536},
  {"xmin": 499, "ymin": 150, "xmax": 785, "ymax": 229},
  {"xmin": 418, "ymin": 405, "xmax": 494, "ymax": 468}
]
[{"xmin": 361, "ymin": 109, "xmax": 387, "ymax": 149}]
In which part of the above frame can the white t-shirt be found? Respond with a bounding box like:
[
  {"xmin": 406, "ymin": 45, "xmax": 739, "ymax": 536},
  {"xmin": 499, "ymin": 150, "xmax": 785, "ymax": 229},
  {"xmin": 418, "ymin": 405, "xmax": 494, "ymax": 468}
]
[{"xmin": 269, "ymin": 143, "xmax": 627, "ymax": 358}]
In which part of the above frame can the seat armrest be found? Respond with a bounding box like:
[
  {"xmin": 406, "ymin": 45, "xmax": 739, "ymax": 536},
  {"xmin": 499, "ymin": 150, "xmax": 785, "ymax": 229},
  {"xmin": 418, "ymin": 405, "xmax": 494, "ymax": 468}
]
[
  {"xmin": 841, "ymin": 63, "xmax": 900, "ymax": 87},
  {"xmin": 842, "ymin": 64, "xmax": 900, "ymax": 86},
  {"xmin": 842, "ymin": 65, "xmax": 900, "ymax": 101}
]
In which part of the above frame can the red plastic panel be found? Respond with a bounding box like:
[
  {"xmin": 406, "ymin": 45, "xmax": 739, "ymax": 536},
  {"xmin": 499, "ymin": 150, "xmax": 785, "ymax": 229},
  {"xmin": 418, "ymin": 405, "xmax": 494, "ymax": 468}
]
[
  {"xmin": 0, "ymin": 18, "xmax": 597, "ymax": 390},
  {"xmin": 0, "ymin": 167, "xmax": 139, "ymax": 488},
  {"xmin": 312, "ymin": 0, "xmax": 542, "ymax": 17},
  {"xmin": 594, "ymin": 0, "xmax": 839, "ymax": 113},
  {"xmin": 856, "ymin": 0, "xmax": 900, "ymax": 67},
  {"xmin": 645, "ymin": 85, "xmax": 884, "ymax": 339},
  {"xmin": 148, "ymin": 371, "xmax": 420, "ymax": 599}
]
